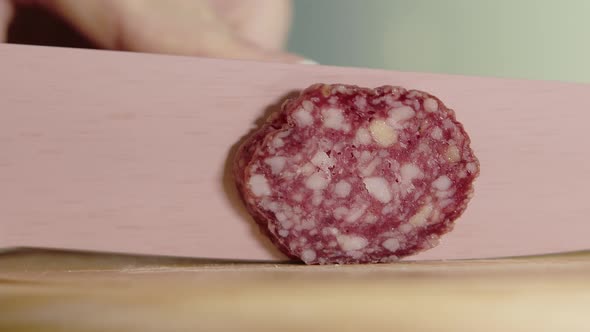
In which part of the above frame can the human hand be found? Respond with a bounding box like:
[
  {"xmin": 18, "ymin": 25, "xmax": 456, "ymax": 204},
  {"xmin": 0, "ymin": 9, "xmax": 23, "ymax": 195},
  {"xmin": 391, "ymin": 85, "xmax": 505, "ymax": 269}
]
[{"xmin": 0, "ymin": 0, "xmax": 312, "ymax": 63}]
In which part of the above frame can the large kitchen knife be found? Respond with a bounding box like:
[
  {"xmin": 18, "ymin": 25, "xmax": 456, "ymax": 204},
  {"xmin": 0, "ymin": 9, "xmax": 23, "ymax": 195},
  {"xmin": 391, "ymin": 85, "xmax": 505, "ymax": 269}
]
[{"xmin": 1, "ymin": 43, "xmax": 588, "ymax": 261}]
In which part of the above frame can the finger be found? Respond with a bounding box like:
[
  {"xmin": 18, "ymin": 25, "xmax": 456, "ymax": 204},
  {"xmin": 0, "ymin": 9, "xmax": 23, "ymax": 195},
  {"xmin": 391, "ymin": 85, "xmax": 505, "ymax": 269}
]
[
  {"xmin": 25, "ymin": 0, "xmax": 311, "ymax": 63},
  {"xmin": 0, "ymin": 0, "xmax": 15, "ymax": 42},
  {"xmin": 116, "ymin": 0, "xmax": 306, "ymax": 63},
  {"xmin": 122, "ymin": 22, "xmax": 308, "ymax": 64}
]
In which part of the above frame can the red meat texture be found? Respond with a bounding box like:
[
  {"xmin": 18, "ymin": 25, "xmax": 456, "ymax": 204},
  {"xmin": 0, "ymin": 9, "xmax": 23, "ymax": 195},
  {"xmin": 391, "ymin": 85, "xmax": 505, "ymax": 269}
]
[{"xmin": 234, "ymin": 84, "xmax": 479, "ymax": 264}]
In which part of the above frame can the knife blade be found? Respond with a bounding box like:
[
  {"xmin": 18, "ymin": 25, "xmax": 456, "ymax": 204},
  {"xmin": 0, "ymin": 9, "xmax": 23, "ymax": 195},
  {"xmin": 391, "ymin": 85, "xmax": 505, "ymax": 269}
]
[{"xmin": 1, "ymin": 43, "xmax": 588, "ymax": 261}]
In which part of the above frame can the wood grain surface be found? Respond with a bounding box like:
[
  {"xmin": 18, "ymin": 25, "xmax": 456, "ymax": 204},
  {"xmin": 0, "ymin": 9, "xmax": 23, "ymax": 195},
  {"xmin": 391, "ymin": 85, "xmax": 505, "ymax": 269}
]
[
  {"xmin": 0, "ymin": 249, "xmax": 589, "ymax": 331},
  {"xmin": 1, "ymin": 44, "xmax": 590, "ymax": 261}
]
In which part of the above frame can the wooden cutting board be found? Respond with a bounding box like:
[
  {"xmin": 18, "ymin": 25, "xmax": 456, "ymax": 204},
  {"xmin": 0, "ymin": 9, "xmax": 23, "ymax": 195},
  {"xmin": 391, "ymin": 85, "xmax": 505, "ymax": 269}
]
[{"xmin": 1, "ymin": 249, "xmax": 590, "ymax": 331}]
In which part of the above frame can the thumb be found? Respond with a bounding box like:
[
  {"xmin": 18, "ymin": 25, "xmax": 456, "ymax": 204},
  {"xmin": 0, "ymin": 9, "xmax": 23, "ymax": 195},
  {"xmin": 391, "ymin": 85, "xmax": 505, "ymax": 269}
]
[{"xmin": 0, "ymin": 0, "xmax": 14, "ymax": 42}]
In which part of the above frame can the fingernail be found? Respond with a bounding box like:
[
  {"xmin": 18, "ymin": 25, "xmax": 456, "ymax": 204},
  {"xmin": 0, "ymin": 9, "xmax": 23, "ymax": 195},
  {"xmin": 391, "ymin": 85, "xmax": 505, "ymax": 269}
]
[{"xmin": 299, "ymin": 58, "xmax": 319, "ymax": 65}]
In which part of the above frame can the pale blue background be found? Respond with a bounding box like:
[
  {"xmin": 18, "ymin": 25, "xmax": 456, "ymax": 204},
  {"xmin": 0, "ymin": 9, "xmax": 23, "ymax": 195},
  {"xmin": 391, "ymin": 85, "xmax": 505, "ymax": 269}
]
[{"xmin": 288, "ymin": 0, "xmax": 590, "ymax": 83}]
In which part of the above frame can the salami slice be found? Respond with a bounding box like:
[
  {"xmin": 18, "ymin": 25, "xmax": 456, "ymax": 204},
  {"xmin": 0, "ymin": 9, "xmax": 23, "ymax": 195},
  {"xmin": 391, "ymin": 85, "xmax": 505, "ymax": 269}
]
[{"xmin": 234, "ymin": 84, "xmax": 480, "ymax": 264}]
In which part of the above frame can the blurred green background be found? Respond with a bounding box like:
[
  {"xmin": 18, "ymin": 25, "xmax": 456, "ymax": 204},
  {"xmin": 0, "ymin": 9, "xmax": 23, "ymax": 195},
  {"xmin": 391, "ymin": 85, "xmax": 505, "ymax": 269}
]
[{"xmin": 288, "ymin": 0, "xmax": 590, "ymax": 83}]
